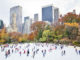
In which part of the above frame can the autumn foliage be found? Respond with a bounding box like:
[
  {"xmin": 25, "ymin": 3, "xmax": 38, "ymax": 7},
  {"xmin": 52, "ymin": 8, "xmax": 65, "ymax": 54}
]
[
  {"xmin": 0, "ymin": 10, "xmax": 80, "ymax": 45},
  {"xmin": 60, "ymin": 12, "xmax": 80, "ymax": 23},
  {"xmin": 31, "ymin": 21, "xmax": 47, "ymax": 31},
  {"xmin": 28, "ymin": 32, "xmax": 35, "ymax": 40},
  {"xmin": 64, "ymin": 22, "xmax": 79, "ymax": 28}
]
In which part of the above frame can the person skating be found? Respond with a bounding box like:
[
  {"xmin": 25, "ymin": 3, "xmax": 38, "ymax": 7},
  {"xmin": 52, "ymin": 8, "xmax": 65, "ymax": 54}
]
[
  {"xmin": 32, "ymin": 51, "xmax": 35, "ymax": 58},
  {"xmin": 42, "ymin": 49, "xmax": 46, "ymax": 57},
  {"xmin": 36, "ymin": 49, "xmax": 39, "ymax": 54},
  {"xmin": 75, "ymin": 48, "xmax": 78, "ymax": 55},
  {"xmin": 61, "ymin": 50, "xmax": 66, "ymax": 56},
  {"xmin": 5, "ymin": 51, "xmax": 8, "ymax": 58},
  {"xmin": 8, "ymin": 49, "xmax": 10, "ymax": 55},
  {"xmin": 27, "ymin": 49, "xmax": 30, "ymax": 56},
  {"xmin": 23, "ymin": 50, "xmax": 26, "ymax": 54},
  {"xmin": 79, "ymin": 50, "xmax": 80, "ymax": 55},
  {"xmin": 12, "ymin": 49, "xmax": 13, "ymax": 53},
  {"xmin": 43, "ymin": 49, "xmax": 46, "ymax": 57},
  {"xmin": 63, "ymin": 50, "xmax": 66, "ymax": 55},
  {"xmin": 61, "ymin": 45, "xmax": 63, "ymax": 49},
  {"xmin": 61, "ymin": 51, "xmax": 64, "ymax": 56},
  {"xmin": 19, "ymin": 51, "xmax": 22, "ymax": 56}
]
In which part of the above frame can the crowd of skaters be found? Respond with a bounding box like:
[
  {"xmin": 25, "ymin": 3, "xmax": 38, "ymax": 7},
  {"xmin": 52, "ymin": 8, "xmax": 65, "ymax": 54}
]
[{"xmin": 0, "ymin": 43, "xmax": 80, "ymax": 59}]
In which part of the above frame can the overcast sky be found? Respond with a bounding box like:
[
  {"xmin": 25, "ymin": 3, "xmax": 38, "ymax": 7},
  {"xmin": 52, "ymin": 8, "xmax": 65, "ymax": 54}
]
[{"xmin": 0, "ymin": 0, "xmax": 80, "ymax": 27}]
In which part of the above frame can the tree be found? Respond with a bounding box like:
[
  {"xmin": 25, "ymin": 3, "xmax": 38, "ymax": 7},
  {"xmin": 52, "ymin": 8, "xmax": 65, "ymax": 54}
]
[
  {"xmin": 0, "ymin": 28, "xmax": 8, "ymax": 44},
  {"xmin": 37, "ymin": 29, "xmax": 43, "ymax": 40},
  {"xmin": 53, "ymin": 25, "xmax": 65, "ymax": 43},
  {"xmin": 54, "ymin": 25, "xmax": 65, "ymax": 36},
  {"xmin": 9, "ymin": 32, "xmax": 22, "ymax": 43},
  {"xmin": 31, "ymin": 21, "xmax": 47, "ymax": 41},
  {"xmin": 40, "ymin": 30, "xmax": 54, "ymax": 42},
  {"xmin": 28, "ymin": 32, "xmax": 35, "ymax": 41},
  {"xmin": 65, "ymin": 25, "xmax": 78, "ymax": 40},
  {"xmin": 60, "ymin": 12, "xmax": 80, "ymax": 40},
  {"xmin": 31, "ymin": 21, "xmax": 47, "ymax": 31},
  {"xmin": 61, "ymin": 12, "xmax": 80, "ymax": 23}
]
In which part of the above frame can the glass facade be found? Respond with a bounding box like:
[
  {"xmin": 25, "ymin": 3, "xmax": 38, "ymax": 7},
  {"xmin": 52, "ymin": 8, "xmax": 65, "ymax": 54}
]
[
  {"xmin": 42, "ymin": 5, "xmax": 59, "ymax": 24},
  {"xmin": 24, "ymin": 17, "xmax": 29, "ymax": 22},
  {"xmin": 22, "ymin": 17, "xmax": 32, "ymax": 34},
  {"xmin": 54, "ymin": 8, "xmax": 59, "ymax": 23},
  {"xmin": 34, "ymin": 14, "xmax": 38, "ymax": 21},
  {"xmin": 10, "ymin": 6, "xmax": 22, "ymax": 33},
  {"xmin": 42, "ymin": 6, "xmax": 53, "ymax": 23}
]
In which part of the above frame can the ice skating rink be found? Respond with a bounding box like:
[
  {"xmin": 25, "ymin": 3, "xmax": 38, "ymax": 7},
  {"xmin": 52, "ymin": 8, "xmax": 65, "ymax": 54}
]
[{"xmin": 0, "ymin": 43, "xmax": 80, "ymax": 60}]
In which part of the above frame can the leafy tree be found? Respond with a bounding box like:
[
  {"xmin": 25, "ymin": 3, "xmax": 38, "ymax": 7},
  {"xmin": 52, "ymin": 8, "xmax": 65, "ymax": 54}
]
[
  {"xmin": 31, "ymin": 21, "xmax": 47, "ymax": 41},
  {"xmin": 31, "ymin": 21, "xmax": 47, "ymax": 31},
  {"xmin": 60, "ymin": 12, "xmax": 80, "ymax": 40},
  {"xmin": 28, "ymin": 32, "xmax": 35, "ymax": 41},
  {"xmin": 65, "ymin": 26, "xmax": 78, "ymax": 40},
  {"xmin": 37, "ymin": 29, "xmax": 43, "ymax": 40},
  {"xmin": 40, "ymin": 30, "xmax": 54, "ymax": 42},
  {"xmin": 61, "ymin": 13, "xmax": 80, "ymax": 23}
]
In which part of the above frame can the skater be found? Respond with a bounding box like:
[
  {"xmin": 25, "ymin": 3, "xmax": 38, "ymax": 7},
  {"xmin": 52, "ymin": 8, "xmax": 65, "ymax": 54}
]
[
  {"xmin": 23, "ymin": 50, "xmax": 26, "ymax": 54},
  {"xmin": 61, "ymin": 51, "xmax": 64, "ymax": 56},
  {"xmin": 33, "ymin": 51, "xmax": 35, "ymax": 58},
  {"xmin": 55, "ymin": 46, "xmax": 57, "ymax": 50},
  {"xmin": 79, "ymin": 50, "xmax": 80, "ymax": 55},
  {"xmin": 8, "ymin": 49, "xmax": 10, "ymax": 55},
  {"xmin": 12, "ymin": 49, "xmax": 13, "ymax": 53},
  {"xmin": 43, "ymin": 49, "xmax": 46, "ymax": 57},
  {"xmin": 19, "ymin": 51, "xmax": 21, "ymax": 56},
  {"xmin": 27, "ymin": 49, "xmax": 30, "ymax": 56},
  {"xmin": 61, "ymin": 50, "xmax": 65, "ymax": 56},
  {"xmin": 61, "ymin": 45, "xmax": 63, "ymax": 49},
  {"xmin": 75, "ymin": 48, "xmax": 78, "ymax": 55},
  {"xmin": 42, "ymin": 49, "xmax": 46, "ymax": 57},
  {"xmin": 42, "ymin": 50, "xmax": 43, "ymax": 54},
  {"xmin": 5, "ymin": 51, "xmax": 8, "ymax": 58},
  {"xmin": 36, "ymin": 49, "xmax": 39, "ymax": 54},
  {"xmin": 63, "ymin": 50, "xmax": 66, "ymax": 55}
]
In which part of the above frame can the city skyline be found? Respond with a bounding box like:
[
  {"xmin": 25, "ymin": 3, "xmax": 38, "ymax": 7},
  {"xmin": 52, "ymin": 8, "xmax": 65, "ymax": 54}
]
[{"xmin": 0, "ymin": 0, "xmax": 80, "ymax": 27}]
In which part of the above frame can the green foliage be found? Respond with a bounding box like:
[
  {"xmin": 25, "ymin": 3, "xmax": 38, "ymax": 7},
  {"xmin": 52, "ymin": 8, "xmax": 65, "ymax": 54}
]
[
  {"xmin": 39, "ymin": 30, "xmax": 54, "ymax": 42},
  {"xmin": 72, "ymin": 41, "xmax": 80, "ymax": 46},
  {"xmin": 65, "ymin": 26, "xmax": 78, "ymax": 40},
  {"xmin": 37, "ymin": 29, "xmax": 43, "ymax": 40},
  {"xmin": 45, "ymin": 25, "xmax": 51, "ymax": 30},
  {"xmin": 40, "ymin": 37, "xmax": 47, "ymax": 42}
]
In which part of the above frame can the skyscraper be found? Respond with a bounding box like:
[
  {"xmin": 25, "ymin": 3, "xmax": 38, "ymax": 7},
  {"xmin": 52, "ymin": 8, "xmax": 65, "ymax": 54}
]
[
  {"xmin": 0, "ymin": 19, "xmax": 4, "ymax": 29},
  {"xmin": 34, "ymin": 14, "xmax": 38, "ymax": 22},
  {"xmin": 11, "ymin": 13, "xmax": 17, "ymax": 32},
  {"xmin": 42, "ymin": 5, "xmax": 59, "ymax": 24},
  {"xmin": 10, "ymin": 6, "xmax": 22, "ymax": 33},
  {"xmin": 54, "ymin": 7, "xmax": 59, "ymax": 23},
  {"xmin": 22, "ymin": 17, "xmax": 32, "ymax": 34}
]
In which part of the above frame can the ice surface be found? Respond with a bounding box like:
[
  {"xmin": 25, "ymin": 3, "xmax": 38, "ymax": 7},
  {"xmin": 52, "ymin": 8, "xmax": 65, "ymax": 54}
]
[{"xmin": 0, "ymin": 43, "xmax": 80, "ymax": 60}]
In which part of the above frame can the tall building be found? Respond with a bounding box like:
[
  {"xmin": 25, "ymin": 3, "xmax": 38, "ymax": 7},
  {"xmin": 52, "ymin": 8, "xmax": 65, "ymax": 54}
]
[
  {"xmin": 22, "ymin": 17, "xmax": 32, "ymax": 34},
  {"xmin": 72, "ymin": 10, "xmax": 76, "ymax": 14},
  {"xmin": 11, "ymin": 13, "xmax": 17, "ymax": 32},
  {"xmin": 42, "ymin": 5, "xmax": 59, "ymax": 24},
  {"xmin": 10, "ymin": 6, "xmax": 22, "ymax": 33},
  {"xmin": 54, "ymin": 8, "xmax": 59, "ymax": 23},
  {"xmin": 7, "ymin": 13, "xmax": 17, "ymax": 33},
  {"xmin": 34, "ymin": 14, "xmax": 38, "ymax": 21},
  {"xmin": 0, "ymin": 19, "xmax": 4, "ymax": 29}
]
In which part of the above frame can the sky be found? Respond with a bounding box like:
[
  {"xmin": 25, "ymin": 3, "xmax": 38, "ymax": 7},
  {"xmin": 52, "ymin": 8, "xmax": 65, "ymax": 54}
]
[{"xmin": 0, "ymin": 0, "xmax": 80, "ymax": 27}]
